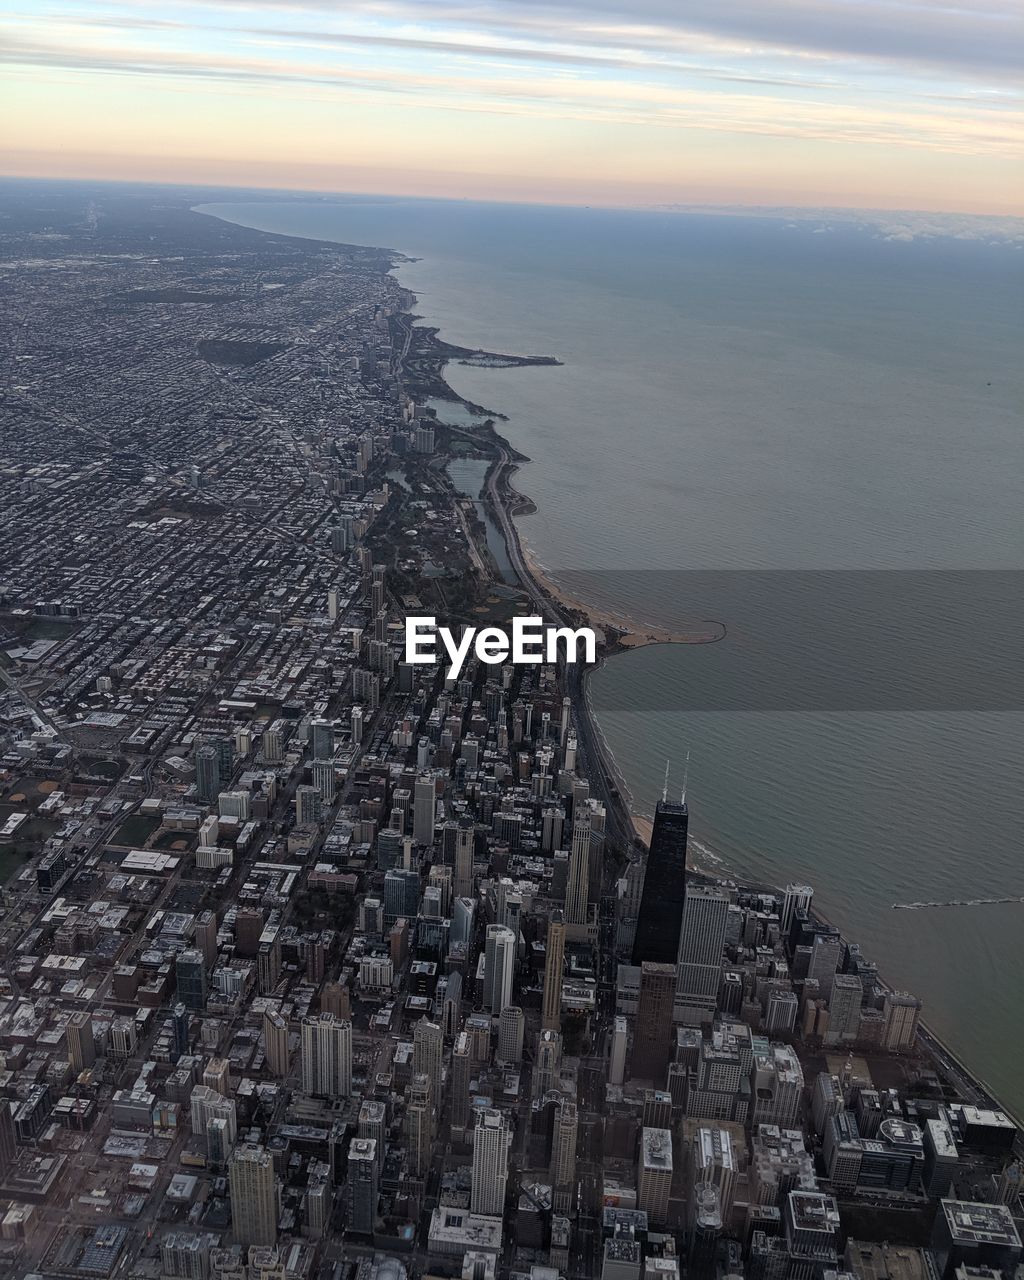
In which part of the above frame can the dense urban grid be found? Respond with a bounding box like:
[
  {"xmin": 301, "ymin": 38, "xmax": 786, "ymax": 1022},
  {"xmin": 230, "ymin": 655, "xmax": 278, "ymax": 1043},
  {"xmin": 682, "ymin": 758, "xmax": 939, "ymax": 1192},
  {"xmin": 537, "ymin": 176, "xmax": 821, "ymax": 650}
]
[{"xmin": 0, "ymin": 181, "xmax": 1020, "ymax": 1280}]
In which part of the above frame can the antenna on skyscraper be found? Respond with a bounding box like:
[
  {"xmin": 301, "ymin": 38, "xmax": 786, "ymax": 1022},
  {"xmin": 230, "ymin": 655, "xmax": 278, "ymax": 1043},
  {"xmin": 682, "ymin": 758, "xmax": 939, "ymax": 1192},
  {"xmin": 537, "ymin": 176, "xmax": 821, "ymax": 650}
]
[
  {"xmin": 662, "ymin": 759, "xmax": 670, "ymax": 803},
  {"xmin": 681, "ymin": 751, "xmax": 690, "ymax": 805}
]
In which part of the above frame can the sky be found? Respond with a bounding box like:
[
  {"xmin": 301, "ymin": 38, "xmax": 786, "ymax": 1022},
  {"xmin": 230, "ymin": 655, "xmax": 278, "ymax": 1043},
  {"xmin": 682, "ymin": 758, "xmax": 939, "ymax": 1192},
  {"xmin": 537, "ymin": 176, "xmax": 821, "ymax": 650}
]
[{"xmin": 1, "ymin": 0, "xmax": 1021, "ymax": 214}]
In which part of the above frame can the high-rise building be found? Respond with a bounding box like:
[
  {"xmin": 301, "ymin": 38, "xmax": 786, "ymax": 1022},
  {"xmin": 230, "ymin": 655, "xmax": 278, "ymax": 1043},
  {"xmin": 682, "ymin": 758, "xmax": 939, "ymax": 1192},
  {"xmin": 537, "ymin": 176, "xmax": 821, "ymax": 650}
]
[
  {"xmin": 229, "ymin": 1144, "xmax": 278, "ymax": 1246},
  {"xmin": 454, "ymin": 818, "xmax": 475, "ymax": 897},
  {"xmin": 413, "ymin": 773, "xmax": 436, "ymax": 846},
  {"xmin": 296, "ymin": 784, "xmax": 323, "ymax": 826},
  {"xmin": 176, "ymin": 948, "xmax": 207, "ymax": 1011},
  {"xmin": 633, "ymin": 962, "xmax": 677, "ymax": 1083},
  {"xmin": 565, "ymin": 802, "xmax": 591, "ymax": 930},
  {"xmin": 483, "ymin": 924, "xmax": 516, "ymax": 1014},
  {"xmin": 471, "ymin": 1109, "xmax": 512, "ymax": 1217},
  {"xmin": 638, "ymin": 1127, "xmax": 674, "ymax": 1224},
  {"xmin": 551, "ymin": 1099, "xmax": 579, "ymax": 1214},
  {"xmin": 413, "ymin": 1019, "xmax": 444, "ymax": 1102},
  {"xmin": 313, "ymin": 759, "xmax": 337, "ymax": 803},
  {"xmin": 780, "ymin": 885, "xmax": 814, "ymax": 937},
  {"xmin": 825, "ymin": 974, "xmax": 863, "ymax": 1046},
  {"xmin": 883, "ymin": 991, "xmax": 922, "ymax": 1051},
  {"xmin": 451, "ymin": 1033, "xmax": 473, "ymax": 1131},
  {"xmin": 195, "ymin": 745, "xmax": 220, "ymax": 803},
  {"xmin": 542, "ymin": 912, "xmax": 566, "ymax": 1031},
  {"xmin": 310, "ymin": 718, "xmax": 335, "ymax": 760},
  {"xmin": 609, "ymin": 1016, "xmax": 628, "ymax": 1086},
  {"xmin": 0, "ymin": 1101, "xmax": 16, "ymax": 1177},
  {"xmin": 497, "ymin": 1005, "xmax": 525, "ymax": 1066},
  {"xmin": 66, "ymin": 1010, "xmax": 96, "ymax": 1073},
  {"xmin": 675, "ymin": 886, "xmax": 730, "ymax": 1024},
  {"xmin": 406, "ymin": 1073, "xmax": 434, "ymax": 1176},
  {"xmin": 300, "ymin": 1014, "xmax": 353, "ymax": 1097},
  {"xmin": 632, "ymin": 799, "xmax": 688, "ymax": 966},
  {"xmin": 534, "ymin": 1029, "xmax": 563, "ymax": 1098},
  {"xmin": 195, "ymin": 910, "xmax": 218, "ymax": 968},
  {"xmin": 347, "ymin": 1137, "xmax": 379, "ymax": 1234},
  {"xmin": 263, "ymin": 1009, "xmax": 289, "ymax": 1076}
]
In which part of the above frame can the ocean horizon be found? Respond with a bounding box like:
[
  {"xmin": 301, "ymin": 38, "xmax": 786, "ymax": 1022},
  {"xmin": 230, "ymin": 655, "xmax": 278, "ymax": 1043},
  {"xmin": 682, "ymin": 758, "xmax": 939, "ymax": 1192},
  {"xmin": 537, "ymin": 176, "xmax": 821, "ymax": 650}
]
[{"xmin": 199, "ymin": 196, "xmax": 1024, "ymax": 1116}]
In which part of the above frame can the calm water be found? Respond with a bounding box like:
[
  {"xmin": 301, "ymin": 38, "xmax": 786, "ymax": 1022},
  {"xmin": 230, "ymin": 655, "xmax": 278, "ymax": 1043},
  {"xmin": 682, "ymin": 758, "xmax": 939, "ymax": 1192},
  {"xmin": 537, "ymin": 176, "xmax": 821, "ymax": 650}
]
[{"xmin": 200, "ymin": 198, "xmax": 1024, "ymax": 1114}]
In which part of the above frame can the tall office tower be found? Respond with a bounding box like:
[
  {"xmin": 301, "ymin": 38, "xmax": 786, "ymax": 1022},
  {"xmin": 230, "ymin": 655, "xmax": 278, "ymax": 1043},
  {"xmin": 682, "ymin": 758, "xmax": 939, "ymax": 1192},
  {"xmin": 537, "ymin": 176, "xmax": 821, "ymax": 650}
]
[
  {"xmin": 542, "ymin": 912, "xmax": 566, "ymax": 1032},
  {"xmin": 347, "ymin": 1137, "xmax": 379, "ymax": 1234},
  {"xmin": 358, "ymin": 1101, "xmax": 387, "ymax": 1167},
  {"xmin": 195, "ymin": 745, "xmax": 220, "ymax": 803},
  {"xmin": 883, "ymin": 991, "xmax": 922, "ymax": 1050},
  {"xmin": 176, "ymin": 948, "xmax": 207, "ymax": 1011},
  {"xmin": 632, "ymin": 798, "xmax": 689, "ymax": 966},
  {"xmin": 413, "ymin": 774, "xmax": 436, "ymax": 846},
  {"xmin": 310, "ymin": 718, "xmax": 335, "ymax": 760},
  {"xmin": 300, "ymin": 1014, "xmax": 353, "ymax": 1098},
  {"xmin": 208, "ymin": 1115, "xmax": 234, "ymax": 1167},
  {"xmin": 808, "ymin": 933, "xmax": 842, "ymax": 1001},
  {"xmin": 633, "ymin": 962, "xmax": 677, "ymax": 1083},
  {"xmin": 321, "ymin": 980, "xmax": 350, "ymax": 1020},
  {"xmin": 172, "ymin": 1003, "xmax": 190, "ymax": 1059},
  {"xmin": 413, "ymin": 1019, "xmax": 444, "ymax": 1102},
  {"xmin": 497, "ymin": 1005, "xmax": 525, "ymax": 1066},
  {"xmin": 609, "ymin": 1016, "xmax": 628, "ymax": 1086},
  {"xmin": 235, "ymin": 907, "xmax": 263, "ymax": 957},
  {"xmin": 371, "ymin": 564, "xmax": 386, "ymax": 616},
  {"xmin": 638, "ymin": 1127, "xmax": 674, "ymax": 1225},
  {"xmin": 203, "ymin": 1057, "xmax": 231, "ymax": 1096},
  {"xmin": 296, "ymin": 784, "xmax": 323, "ymax": 827},
  {"xmin": 229, "ymin": 1144, "xmax": 278, "ymax": 1246},
  {"xmin": 454, "ymin": 818, "xmax": 475, "ymax": 897},
  {"xmin": 765, "ymin": 988, "xmax": 799, "ymax": 1035},
  {"xmin": 692, "ymin": 1128, "xmax": 738, "ymax": 1223},
  {"xmin": 559, "ymin": 696, "xmax": 571, "ymax": 746},
  {"xmin": 384, "ymin": 868, "xmax": 420, "ymax": 924},
  {"xmin": 351, "ymin": 704, "xmax": 364, "ymax": 745},
  {"xmin": 643, "ymin": 1089, "xmax": 673, "ymax": 1130},
  {"xmin": 263, "ymin": 727, "xmax": 283, "ymax": 762},
  {"xmin": 565, "ymin": 802, "xmax": 591, "ymax": 930},
  {"xmin": 780, "ymin": 885, "xmax": 814, "ymax": 938},
  {"xmin": 534, "ymin": 1029, "xmax": 563, "ymax": 1097},
  {"xmin": 484, "ymin": 925, "xmax": 516, "ymax": 1015},
  {"xmin": 471, "ymin": 1109, "xmax": 512, "ymax": 1217},
  {"xmin": 451, "ymin": 1033, "xmax": 473, "ymax": 1131},
  {"xmin": 263, "ymin": 1009, "xmax": 289, "ymax": 1076},
  {"xmin": 452, "ymin": 896, "xmax": 475, "ymax": 948},
  {"xmin": 825, "ymin": 974, "xmax": 863, "ymax": 1046},
  {"xmin": 313, "ymin": 759, "xmax": 337, "ymax": 803},
  {"xmin": 406, "ymin": 1073, "xmax": 434, "ymax": 1176},
  {"xmin": 257, "ymin": 933, "xmax": 282, "ymax": 996},
  {"xmin": 66, "ymin": 1010, "xmax": 96, "ymax": 1073},
  {"xmin": 195, "ymin": 910, "xmax": 218, "ymax": 968},
  {"xmin": 550, "ymin": 1099, "xmax": 579, "ymax": 1214},
  {"xmin": 996, "ymin": 1160, "xmax": 1023, "ymax": 1206},
  {"xmin": 675, "ymin": 887, "xmax": 731, "ymax": 1025},
  {"xmin": 0, "ymin": 1101, "xmax": 16, "ymax": 1177}
]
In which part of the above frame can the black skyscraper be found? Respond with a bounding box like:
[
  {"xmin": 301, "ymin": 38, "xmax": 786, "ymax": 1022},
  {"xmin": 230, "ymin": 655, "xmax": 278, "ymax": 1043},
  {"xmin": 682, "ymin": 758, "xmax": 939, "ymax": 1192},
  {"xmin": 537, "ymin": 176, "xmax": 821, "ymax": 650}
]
[{"xmin": 632, "ymin": 799, "xmax": 688, "ymax": 966}]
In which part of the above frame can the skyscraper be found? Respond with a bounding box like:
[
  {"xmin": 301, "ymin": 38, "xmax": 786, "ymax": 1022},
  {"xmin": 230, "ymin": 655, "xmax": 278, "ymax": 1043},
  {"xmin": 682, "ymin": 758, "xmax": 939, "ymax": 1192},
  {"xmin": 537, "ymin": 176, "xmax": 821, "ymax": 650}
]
[
  {"xmin": 175, "ymin": 948, "xmax": 207, "ymax": 1011},
  {"xmin": 675, "ymin": 886, "xmax": 730, "ymax": 1025},
  {"xmin": 565, "ymin": 801, "xmax": 591, "ymax": 930},
  {"xmin": 633, "ymin": 799, "xmax": 688, "ymax": 966},
  {"xmin": 534, "ymin": 1029, "xmax": 563, "ymax": 1098},
  {"xmin": 66, "ymin": 1010, "xmax": 96, "ymax": 1073},
  {"xmin": 633, "ymin": 962, "xmax": 677, "ymax": 1082},
  {"xmin": 497, "ymin": 1005, "xmax": 525, "ymax": 1066},
  {"xmin": 229, "ymin": 1143, "xmax": 278, "ymax": 1246},
  {"xmin": 471, "ymin": 1109, "xmax": 512, "ymax": 1216},
  {"xmin": 550, "ymin": 1099, "xmax": 578, "ymax": 1214},
  {"xmin": 347, "ymin": 1137, "xmax": 379, "ymax": 1234},
  {"xmin": 413, "ymin": 1018, "xmax": 444, "ymax": 1102},
  {"xmin": 484, "ymin": 924, "xmax": 516, "ymax": 1015},
  {"xmin": 300, "ymin": 1014, "xmax": 353, "ymax": 1097},
  {"xmin": 413, "ymin": 773, "xmax": 436, "ymax": 846},
  {"xmin": 454, "ymin": 817, "xmax": 475, "ymax": 897},
  {"xmin": 542, "ymin": 912, "xmax": 566, "ymax": 1032},
  {"xmin": 263, "ymin": 1009, "xmax": 289, "ymax": 1076}
]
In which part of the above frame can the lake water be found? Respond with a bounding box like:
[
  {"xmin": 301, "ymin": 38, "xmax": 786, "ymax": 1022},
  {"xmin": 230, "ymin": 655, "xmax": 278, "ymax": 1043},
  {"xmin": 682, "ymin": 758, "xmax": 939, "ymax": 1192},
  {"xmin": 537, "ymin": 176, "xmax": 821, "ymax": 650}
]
[{"xmin": 199, "ymin": 197, "xmax": 1024, "ymax": 1115}]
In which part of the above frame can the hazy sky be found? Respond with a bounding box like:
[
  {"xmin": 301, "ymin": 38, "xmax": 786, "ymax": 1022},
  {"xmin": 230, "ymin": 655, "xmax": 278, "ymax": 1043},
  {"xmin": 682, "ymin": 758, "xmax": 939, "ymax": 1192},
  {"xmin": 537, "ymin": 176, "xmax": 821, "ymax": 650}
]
[{"xmin": 2, "ymin": 0, "xmax": 1021, "ymax": 213}]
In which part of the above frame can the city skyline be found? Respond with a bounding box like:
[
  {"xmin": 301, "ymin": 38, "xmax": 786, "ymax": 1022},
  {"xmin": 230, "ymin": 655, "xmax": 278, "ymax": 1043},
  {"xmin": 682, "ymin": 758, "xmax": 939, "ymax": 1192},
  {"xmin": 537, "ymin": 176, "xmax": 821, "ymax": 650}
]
[{"xmin": 1, "ymin": 0, "xmax": 1021, "ymax": 214}]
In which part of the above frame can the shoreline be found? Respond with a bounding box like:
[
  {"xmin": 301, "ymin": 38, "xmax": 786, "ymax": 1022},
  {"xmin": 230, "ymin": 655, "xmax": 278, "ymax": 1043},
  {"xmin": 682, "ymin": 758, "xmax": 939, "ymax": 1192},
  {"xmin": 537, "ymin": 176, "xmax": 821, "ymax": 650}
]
[{"xmin": 194, "ymin": 200, "xmax": 1023, "ymax": 1131}]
